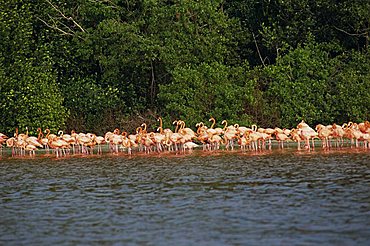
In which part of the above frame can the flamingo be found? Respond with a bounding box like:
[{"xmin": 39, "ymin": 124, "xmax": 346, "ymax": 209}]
[
  {"xmin": 59, "ymin": 130, "xmax": 77, "ymax": 153},
  {"xmin": 49, "ymin": 137, "xmax": 70, "ymax": 157},
  {"xmin": 178, "ymin": 120, "xmax": 196, "ymax": 139},
  {"xmin": 0, "ymin": 133, "xmax": 8, "ymax": 154},
  {"xmin": 157, "ymin": 117, "xmax": 163, "ymax": 128},
  {"xmin": 95, "ymin": 135, "xmax": 105, "ymax": 154},
  {"xmin": 26, "ymin": 135, "xmax": 43, "ymax": 148},
  {"xmin": 331, "ymin": 123, "xmax": 345, "ymax": 147},
  {"xmin": 183, "ymin": 141, "xmax": 199, "ymax": 151},
  {"xmin": 247, "ymin": 129, "xmax": 262, "ymax": 151},
  {"xmin": 110, "ymin": 133, "xmax": 122, "ymax": 153},
  {"xmin": 121, "ymin": 132, "xmax": 133, "ymax": 154},
  {"xmin": 234, "ymin": 124, "xmax": 251, "ymax": 136},
  {"xmin": 358, "ymin": 121, "xmax": 370, "ymax": 134},
  {"xmin": 290, "ymin": 128, "xmax": 303, "ymax": 150},
  {"xmin": 274, "ymin": 129, "xmax": 290, "ymax": 149},
  {"xmin": 104, "ymin": 130, "xmax": 115, "ymax": 151},
  {"xmin": 222, "ymin": 120, "xmax": 237, "ymax": 150},
  {"xmin": 25, "ymin": 144, "xmax": 37, "ymax": 156},
  {"xmin": 346, "ymin": 122, "xmax": 364, "ymax": 148},
  {"xmin": 23, "ymin": 128, "xmax": 42, "ymax": 153},
  {"xmin": 106, "ymin": 129, "xmax": 122, "ymax": 153},
  {"xmin": 13, "ymin": 128, "xmax": 27, "ymax": 156},
  {"xmin": 265, "ymin": 128, "xmax": 277, "ymax": 136},
  {"xmin": 169, "ymin": 131, "xmax": 183, "ymax": 152},
  {"xmin": 162, "ymin": 120, "xmax": 184, "ymax": 152},
  {"xmin": 207, "ymin": 118, "xmax": 218, "ymax": 136},
  {"xmin": 6, "ymin": 137, "xmax": 17, "ymax": 156},
  {"xmin": 362, "ymin": 133, "xmax": 370, "ymax": 148},
  {"xmin": 76, "ymin": 133, "xmax": 92, "ymax": 154},
  {"xmin": 315, "ymin": 124, "xmax": 333, "ymax": 149},
  {"xmin": 209, "ymin": 134, "xmax": 223, "ymax": 150},
  {"xmin": 297, "ymin": 120, "xmax": 318, "ymax": 150},
  {"xmin": 156, "ymin": 117, "xmax": 173, "ymax": 151},
  {"xmin": 196, "ymin": 123, "xmax": 210, "ymax": 150},
  {"xmin": 141, "ymin": 132, "xmax": 155, "ymax": 154},
  {"xmin": 236, "ymin": 133, "xmax": 250, "ymax": 151},
  {"xmin": 135, "ymin": 127, "xmax": 146, "ymax": 152},
  {"xmin": 202, "ymin": 118, "xmax": 223, "ymax": 150},
  {"xmin": 128, "ymin": 131, "xmax": 139, "ymax": 149},
  {"xmin": 40, "ymin": 129, "xmax": 50, "ymax": 153},
  {"xmin": 45, "ymin": 129, "xmax": 57, "ymax": 144},
  {"xmin": 16, "ymin": 127, "xmax": 28, "ymax": 142},
  {"xmin": 152, "ymin": 127, "xmax": 166, "ymax": 152},
  {"xmin": 252, "ymin": 125, "xmax": 270, "ymax": 149},
  {"xmin": 177, "ymin": 123, "xmax": 197, "ymax": 148},
  {"xmin": 257, "ymin": 127, "xmax": 274, "ymax": 149},
  {"xmin": 141, "ymin": 123, "xmax": 148, "ymax": 135}
]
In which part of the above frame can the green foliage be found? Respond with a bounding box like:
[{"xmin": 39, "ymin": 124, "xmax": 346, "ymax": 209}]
[
  {"xmin": 225, "ymin": 0, "xmax": 370, "ymax": 65},
  {"xmin": 150, "ymin": 0, "xmax": 239, "ymax": 67},
  {"xmin": 83, "ymin": 17, "xmax": 154, "ymax": 111},
  {"xmin": 263, "ymin": 41, "xmax": 336, "ymax": 127},
  {"xmin": 263, "ymin": 40, "xmax": 370, "ymax": 127},
  {"xmin": 0, "ymin": 0, "xmax": 369, "ymax": 133},
  {"xmin": 0, "ymin": 0, "xmax": 68, "ymax": 135},
  {"xmin": 158, "ymin": 62, "xmax": 255, "ymax": 128},
  {"xmin": 60, "ymin": 75, "xmax": 123, "ymax": 133},
  {"xmin": 0, "ymin": 58, "xmax": 68, "ymax": 135},
  {"xmin": 333, "ymin": 51, "xmax": 370, "ymax": 122}
]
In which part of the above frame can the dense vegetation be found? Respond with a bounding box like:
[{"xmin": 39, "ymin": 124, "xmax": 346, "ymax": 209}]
[{"xmin": 1, "ymin": 0, "xmax": 369, "ymax": 135}]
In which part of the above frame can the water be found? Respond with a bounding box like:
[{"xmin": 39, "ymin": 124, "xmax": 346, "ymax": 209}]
[{"xmin": 1, "ymin": 149, "xmax": 370, "ymax": 245}]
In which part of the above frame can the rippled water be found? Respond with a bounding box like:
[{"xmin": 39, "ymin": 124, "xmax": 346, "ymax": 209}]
[{"xmin": 1, "ymin": 149, "xmax": 370, "ymax": 245}]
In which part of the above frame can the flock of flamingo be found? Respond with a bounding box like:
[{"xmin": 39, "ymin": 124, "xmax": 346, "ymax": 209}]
[{"xmin": 0, "ymin": 118, "xmax": 369, "ymax": 158}]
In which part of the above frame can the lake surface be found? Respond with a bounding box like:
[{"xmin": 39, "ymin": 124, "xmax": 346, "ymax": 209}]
[{"xmin": 1, "ymin": 148, "xmax": 370, "ymax": 245}]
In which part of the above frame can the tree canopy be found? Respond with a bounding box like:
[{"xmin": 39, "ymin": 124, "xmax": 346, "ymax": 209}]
[{"xmin": 0, "ymin": 0, "xmax": 369, "ymax": 134}]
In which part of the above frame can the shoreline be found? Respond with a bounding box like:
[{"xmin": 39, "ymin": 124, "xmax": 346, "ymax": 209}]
[{"xmin": 1, "ymin": 141, "xmax": 369, "ymax": 160}]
